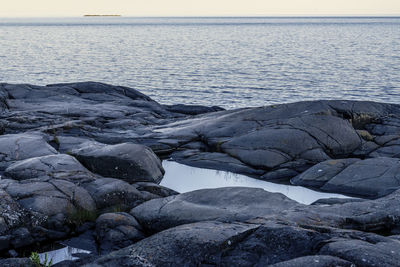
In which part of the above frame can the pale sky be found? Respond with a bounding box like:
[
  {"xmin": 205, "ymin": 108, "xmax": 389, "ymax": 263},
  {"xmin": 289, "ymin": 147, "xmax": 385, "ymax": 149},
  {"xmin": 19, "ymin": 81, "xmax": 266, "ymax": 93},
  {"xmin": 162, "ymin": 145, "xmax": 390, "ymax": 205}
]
[{"xmin": 1, "ymin": 0, "xmax": 399, "ymax": 17}]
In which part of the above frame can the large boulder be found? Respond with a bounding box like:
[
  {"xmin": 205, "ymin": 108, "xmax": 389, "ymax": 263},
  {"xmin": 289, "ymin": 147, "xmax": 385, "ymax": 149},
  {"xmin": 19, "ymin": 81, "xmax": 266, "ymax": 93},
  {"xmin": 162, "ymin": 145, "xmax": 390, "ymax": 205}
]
[
  {"xmin": 71, "ymin": 143, "xmax": 164, "ymax": 184},
  {"xmin": 131, "ymin": 187, "xmax": 300, "ymax": 233},
  {"xmin": 292, "ymin": 157, "xmax": 400, "ymax": 198}
]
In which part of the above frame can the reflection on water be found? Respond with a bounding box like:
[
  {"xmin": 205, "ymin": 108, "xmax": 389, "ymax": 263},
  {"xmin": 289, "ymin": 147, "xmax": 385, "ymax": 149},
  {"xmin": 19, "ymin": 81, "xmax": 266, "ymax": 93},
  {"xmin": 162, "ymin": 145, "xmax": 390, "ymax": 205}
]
[
  {"xmin": 161, "ymin": 161, "xmax": 352, "ymax": 205},
  {"xmin": 39, "ymin": 246, "xmax": 90, "ymax": 265}
]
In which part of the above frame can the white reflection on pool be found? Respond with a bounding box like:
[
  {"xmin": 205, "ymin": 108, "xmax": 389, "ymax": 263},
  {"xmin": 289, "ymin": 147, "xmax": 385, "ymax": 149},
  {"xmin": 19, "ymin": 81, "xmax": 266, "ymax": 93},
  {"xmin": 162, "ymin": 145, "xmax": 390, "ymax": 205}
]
[
  {"xmin": 39, "ymin": 246, "xmax": 91, "ymax": 265},
  {"xmin": 160, "ymin": 161, "xmax": 352, "ymax": 205}
]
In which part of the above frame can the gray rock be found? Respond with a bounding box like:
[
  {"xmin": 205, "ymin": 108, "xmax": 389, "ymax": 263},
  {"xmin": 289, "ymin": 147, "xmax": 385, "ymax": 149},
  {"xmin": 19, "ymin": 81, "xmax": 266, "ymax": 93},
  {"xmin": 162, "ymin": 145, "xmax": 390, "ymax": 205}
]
[
  {"xmin": 292, "ymin": 157, "xmax": 400, "ymax": 198},
  {"xmin": 87, "ymin": 219, "xmax": 396, "ymax": 267},
  {"xmin": 131, "ymin": 187, "xmax": 300, "ymax": 233},
  {"xmin": 170, "ymin": 150, "xmax": 266, "ymax": 176},
  {"xmin": 281, "ymin": 188, "xmax": 400, "ymax": 235},
  {"xmin": 4, "ymin": 154, "xmax": 96, "ymax": 184},
  {"xmin": 133, "ymin": 182, "xmax": 178, "ymax": 198},
  {"xmin": 96, "ymin": 212, "xmax": 145, "ymax": 254},
  {"xmin": 7, "ymin": 249, "xmax": 18, "ymax": 258},
  {"xmin": 268, "ymin": 255, "xmax": 354, "ymax": 267},
  {"xmin": 2, "ymin": 178, "xmax": 96, "ymax": 235},
  {"xmin": 291, "ymin": 158, "xmax": 361, "ymax": 188},
  {"xmin": 3, "ymin": 82, "xmax": 400, "ymax": 264},
  {"xmin": 0, "ymin": 235, "xmax": 11, "ymax": 251},
  {"xmin": 221, "ymin": 128, "xmax": 325, "ymax": 169},
  {"xmin": 0, "ymin": 134, "xmax": 57, "ymax": 171},
  {"xmin": 319, "ymin": 239, "xmax": 400, "ymax": 267},
  {"xmin": 71, "ymin": 143, "xmax": 164, "ymax": 184},
  {"xmin": 56, "ymin": 136, "xmax": 97, "ymax": 154},
  {"xmin": 351, "ymin": 140, "xmax": 380, "ymax": 157},
  {"xmin": 0, "ymin": 189, "xmax": 26, "ymax": 236},
  {"xmin": 46, "ymin": 81, "xmax": 153, "ymax": 102},
  {"xmin": 164, "ymin": 104, "xmax": 224, "ymax": 115},
  {"xmin": 0, "ymin": 258, "xmax": 34, "ymax": 267},
  {"xmin": 10, "ymin": 227, "xmax": 34, "ymax": 248},
  {"xmin": 62, "ymin": 230, "xmax": 98, "ymax": 253},
  {"xmin": 151, "ymin": 101, "xmax": 374, "ymax": 180},
  {"xmin": 217, "ymin": 222, "xmax": 328, "ymax": 266},
  {"xmin": 87, "ymin": 221, "xmax": 259, "ymax": 267},
  {"xmin": 0, "ymin": 86, "xmax": 8, "ymax": 111},
  {"xmin": 311, "ymin": 197, "xmax": 365, "ymax": 205},
  {"xmin": 2, "ymin": 82, "xmax": 400, "ymax": 184},
  {"xmin": 370, "ymin": 144, "xmax": 400, "ymax": 158},
  {"xmin": 83, "ymin": 178, "xmax": 146, "ymax": 212},
  {"xmin": 390, "ymin": 235, "xmax": 400, "ymax": 241},
  {"xmin": 321, "ymin": 157, "xmax": 400, "ymax": 198}
]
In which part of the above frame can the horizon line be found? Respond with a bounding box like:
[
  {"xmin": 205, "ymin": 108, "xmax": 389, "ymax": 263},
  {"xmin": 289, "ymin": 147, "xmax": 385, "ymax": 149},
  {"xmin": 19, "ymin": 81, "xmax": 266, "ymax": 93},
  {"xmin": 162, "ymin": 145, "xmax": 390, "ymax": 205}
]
[{"xmin": 1, "ymin": 14, "xmax": 400, "ymax": 18}]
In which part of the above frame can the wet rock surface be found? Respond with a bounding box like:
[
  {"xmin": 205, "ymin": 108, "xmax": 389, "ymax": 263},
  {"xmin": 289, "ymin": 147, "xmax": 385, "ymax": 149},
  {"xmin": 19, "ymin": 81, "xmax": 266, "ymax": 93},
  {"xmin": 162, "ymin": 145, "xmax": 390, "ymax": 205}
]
[{"xmin": 1, "ymin": 82, "xmax": 400, "ymax": 266}]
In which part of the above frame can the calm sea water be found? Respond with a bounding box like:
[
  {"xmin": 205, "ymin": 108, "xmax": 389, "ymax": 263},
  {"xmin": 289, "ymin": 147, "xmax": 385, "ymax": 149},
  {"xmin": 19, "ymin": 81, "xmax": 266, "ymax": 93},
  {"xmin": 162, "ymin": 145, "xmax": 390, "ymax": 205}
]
[{"xmin": 0, "ymin": 17, "xmax": 399, "ymax": 108}]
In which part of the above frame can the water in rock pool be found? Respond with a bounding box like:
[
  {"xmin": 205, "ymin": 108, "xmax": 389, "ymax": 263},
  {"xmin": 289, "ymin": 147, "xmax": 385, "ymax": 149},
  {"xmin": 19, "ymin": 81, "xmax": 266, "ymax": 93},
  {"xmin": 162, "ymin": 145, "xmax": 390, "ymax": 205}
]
[
  {"xmin": 160, "ymin": 161, "xmax": 353, "ymax": 205},
  {"xmin": 1, "ymin": 17, "xmax": 399, "ymax": 108},
  {"xmin": 39, "ymin": 246, "xmax": 90, "ymax": 265}
]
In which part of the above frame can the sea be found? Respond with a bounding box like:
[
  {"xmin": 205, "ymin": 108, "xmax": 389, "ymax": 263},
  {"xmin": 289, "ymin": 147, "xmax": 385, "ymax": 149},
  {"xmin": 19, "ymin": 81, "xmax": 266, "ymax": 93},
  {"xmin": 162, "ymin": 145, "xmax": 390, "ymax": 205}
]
[{"xmin": 0, "ymin": 17, "xmax": 399, "ymax": 109}]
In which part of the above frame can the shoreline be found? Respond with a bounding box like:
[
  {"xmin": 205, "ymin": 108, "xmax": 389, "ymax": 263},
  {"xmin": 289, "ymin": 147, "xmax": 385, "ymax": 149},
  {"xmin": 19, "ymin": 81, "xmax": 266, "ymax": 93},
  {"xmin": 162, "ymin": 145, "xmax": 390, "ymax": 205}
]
[{"xmin": 1, "ymin": 82, "xmax": 400, "ymax": 266}]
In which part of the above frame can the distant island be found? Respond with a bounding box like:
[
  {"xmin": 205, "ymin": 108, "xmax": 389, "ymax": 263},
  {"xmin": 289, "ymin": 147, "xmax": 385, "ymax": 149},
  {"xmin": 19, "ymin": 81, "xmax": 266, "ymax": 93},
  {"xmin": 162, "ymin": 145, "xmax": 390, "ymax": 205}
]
[{"xmin": 84, "ymin": 14, "xmax": 121, "ymax": 17}]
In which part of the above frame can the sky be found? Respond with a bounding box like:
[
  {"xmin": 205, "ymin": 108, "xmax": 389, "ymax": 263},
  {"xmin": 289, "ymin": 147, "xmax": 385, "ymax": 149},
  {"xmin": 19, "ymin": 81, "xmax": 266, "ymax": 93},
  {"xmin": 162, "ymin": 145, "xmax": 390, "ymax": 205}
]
[{"xmin": 1, "ymin": 0, "xmax": 399, "ymax": 17}]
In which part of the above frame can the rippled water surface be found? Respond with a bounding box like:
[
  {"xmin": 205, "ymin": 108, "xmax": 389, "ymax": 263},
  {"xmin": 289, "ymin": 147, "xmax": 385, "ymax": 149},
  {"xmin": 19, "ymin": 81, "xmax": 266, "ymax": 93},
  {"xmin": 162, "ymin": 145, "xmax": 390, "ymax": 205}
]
[{"xmin": 0, "ymin": 17, "xmax": 399, "ymax": 108}]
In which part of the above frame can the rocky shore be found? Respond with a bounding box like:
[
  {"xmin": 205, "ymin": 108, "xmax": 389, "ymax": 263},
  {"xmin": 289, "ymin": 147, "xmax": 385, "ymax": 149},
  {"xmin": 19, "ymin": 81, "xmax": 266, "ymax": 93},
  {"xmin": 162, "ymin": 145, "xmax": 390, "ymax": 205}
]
[{"xmin": 0, "ymin": 82, "xmax": 400, "ymax": 266}]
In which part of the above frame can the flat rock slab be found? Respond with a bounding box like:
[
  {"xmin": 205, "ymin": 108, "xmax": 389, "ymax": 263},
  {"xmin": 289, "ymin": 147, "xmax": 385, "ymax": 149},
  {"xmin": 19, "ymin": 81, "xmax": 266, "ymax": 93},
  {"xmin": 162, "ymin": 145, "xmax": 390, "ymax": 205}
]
[
  {"xmin": 131, "ymin": 187, "xmax": 300, "ymax": 233},
  {"xmin": 292, "ymin": 157, "xmax": 400, "ymax": 198},
  {"xmin": 71, "ymin": 143, "xmax": 164, "ymax": 184}
]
